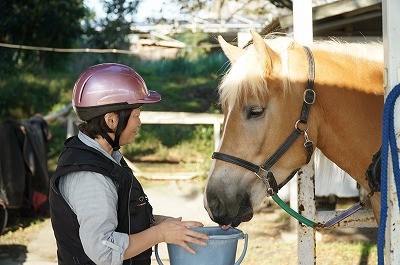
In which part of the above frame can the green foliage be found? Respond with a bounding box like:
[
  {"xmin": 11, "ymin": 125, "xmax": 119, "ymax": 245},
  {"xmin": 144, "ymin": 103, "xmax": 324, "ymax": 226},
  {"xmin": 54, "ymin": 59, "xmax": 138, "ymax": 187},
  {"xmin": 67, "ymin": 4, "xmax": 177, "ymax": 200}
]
[
  {"xmin": 134, "ymin": 53, "xmax": 226, "ymax": 112},
  {"xmin": 83, "ymin": 0, "xmax": 139, "ymax": 53},
  {"xmin": 176, "ymin": 32, "xmax": 212, "ymax": 60},
  {"xmin": 47, "ymin": 121, "xmax": 69, "ymax": 174},
  {"xmin": 122, "ymin": 124, "xmax": 215, "ymax": 172},
  {"xmin": 0, "ymin": 0, "xmax": 88, "ymax": 73},
  {"xmin": 0, "ymin": 72, "xmax": 73, "ymax": 121},
  {"xmin": 172, "ymin": 0, "xmax": 278, "ymax": 20}
]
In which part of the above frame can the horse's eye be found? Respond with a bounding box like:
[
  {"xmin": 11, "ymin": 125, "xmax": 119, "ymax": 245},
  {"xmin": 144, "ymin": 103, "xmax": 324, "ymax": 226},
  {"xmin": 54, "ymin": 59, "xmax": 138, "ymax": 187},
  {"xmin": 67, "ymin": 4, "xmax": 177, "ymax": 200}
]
[{"xmin": 247, "ymin": 107, "xmax": 265, "ymax": 119}]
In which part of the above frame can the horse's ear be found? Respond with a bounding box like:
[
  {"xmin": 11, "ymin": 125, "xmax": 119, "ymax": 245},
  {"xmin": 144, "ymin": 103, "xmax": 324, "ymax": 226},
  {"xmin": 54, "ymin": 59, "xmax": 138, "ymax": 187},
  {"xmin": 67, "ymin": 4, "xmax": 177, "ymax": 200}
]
[
  {"xmin": 250, "ymin": 30, "xmax": 280, "ymax": 73},
  {"xmin": 218, "ymin": 35, "xmax": 244, "ymax": 63}
]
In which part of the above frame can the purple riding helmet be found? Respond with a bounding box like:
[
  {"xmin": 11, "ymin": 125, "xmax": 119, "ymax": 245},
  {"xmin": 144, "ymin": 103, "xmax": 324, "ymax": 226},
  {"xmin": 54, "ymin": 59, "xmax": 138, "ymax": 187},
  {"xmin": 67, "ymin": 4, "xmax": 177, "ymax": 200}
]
[
  {"xmin": 72, "ymin": 63, "xmax": 161, "ymax": 121},
  {"xmin": 72, "ymin": 63, "xmax": 161, "ymax": 150}
]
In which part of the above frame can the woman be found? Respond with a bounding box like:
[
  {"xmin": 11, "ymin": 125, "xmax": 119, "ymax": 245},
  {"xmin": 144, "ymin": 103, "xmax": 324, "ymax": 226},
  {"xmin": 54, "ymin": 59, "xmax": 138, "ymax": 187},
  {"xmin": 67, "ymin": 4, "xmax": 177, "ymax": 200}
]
[{"xmin": 49, "ymin": 63, "xmax": 208, "ymax": 265}]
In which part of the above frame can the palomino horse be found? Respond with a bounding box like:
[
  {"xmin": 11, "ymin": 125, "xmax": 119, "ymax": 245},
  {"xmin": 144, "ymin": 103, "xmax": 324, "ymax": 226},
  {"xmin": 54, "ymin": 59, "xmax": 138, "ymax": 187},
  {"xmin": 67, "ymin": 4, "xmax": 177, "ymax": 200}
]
[{"xmin": 204, "ymin": 31, "xmax": 383, "ymax": 228}]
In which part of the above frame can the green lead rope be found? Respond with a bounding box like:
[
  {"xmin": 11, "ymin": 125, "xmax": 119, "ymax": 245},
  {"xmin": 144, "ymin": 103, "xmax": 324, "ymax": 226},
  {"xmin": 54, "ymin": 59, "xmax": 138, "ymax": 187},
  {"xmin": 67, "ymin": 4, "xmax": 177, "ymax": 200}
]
[
  {"xmin": 272, "ymin": 194, "xmax": 317, "ymax": 228},
  {"xmin": 271, "ymin": 190, "xmax": 373, "ymax": 229}
]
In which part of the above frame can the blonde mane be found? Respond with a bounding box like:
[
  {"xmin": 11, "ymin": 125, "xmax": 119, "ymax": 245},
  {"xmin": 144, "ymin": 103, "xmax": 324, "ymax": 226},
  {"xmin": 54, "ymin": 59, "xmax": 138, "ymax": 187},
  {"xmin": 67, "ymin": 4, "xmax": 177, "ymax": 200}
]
[
  {"xmin": 219, "ymin": 36, "xmax": 383, "ymax": 109},
  {"xmin": 310, "ymin": 39, "xmax": 383, "ymax": 63}
]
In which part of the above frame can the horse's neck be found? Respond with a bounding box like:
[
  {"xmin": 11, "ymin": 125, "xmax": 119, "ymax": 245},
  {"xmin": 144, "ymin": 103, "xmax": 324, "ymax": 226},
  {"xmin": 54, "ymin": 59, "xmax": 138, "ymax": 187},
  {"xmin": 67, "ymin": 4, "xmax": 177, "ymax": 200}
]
[
  {"xmin": 312, "ymin": 49, "xmax": 383, "ymax": 188},
  {"xmin": 313, "ymin": 49, "xmax": 384, "ymax": 95}
]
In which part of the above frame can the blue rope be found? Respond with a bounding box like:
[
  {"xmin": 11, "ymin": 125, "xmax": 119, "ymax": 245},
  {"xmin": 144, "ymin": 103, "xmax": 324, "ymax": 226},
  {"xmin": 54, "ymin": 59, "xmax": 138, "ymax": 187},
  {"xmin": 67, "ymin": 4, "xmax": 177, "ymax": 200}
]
[{"xmin": 378, "ymin": 83, "xmax": 400, "ymax": 264}]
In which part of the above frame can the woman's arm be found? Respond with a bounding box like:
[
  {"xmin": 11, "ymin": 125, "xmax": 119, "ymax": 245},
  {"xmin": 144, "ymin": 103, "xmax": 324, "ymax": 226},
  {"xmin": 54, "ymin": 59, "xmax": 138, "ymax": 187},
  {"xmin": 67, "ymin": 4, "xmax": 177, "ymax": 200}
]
[
  {"xmin": 124, "ymin": 217, "xmax": 209, "ymax": 259},
  {"xmin": 59, "ymin": 172, "xmax": 129, "ymax": 265}
]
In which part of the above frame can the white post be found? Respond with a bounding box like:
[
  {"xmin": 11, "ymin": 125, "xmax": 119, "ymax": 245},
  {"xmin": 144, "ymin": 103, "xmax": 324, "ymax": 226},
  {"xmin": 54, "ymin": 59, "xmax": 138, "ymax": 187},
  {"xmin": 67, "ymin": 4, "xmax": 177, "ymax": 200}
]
[
  {"xmin": 289, "ymin": 177, "xmax": 298, "ymax": 230},
  {"xmin": 297, "ymin": 163, "xmax": 316, "ymax": 265},
  {"xmin": 293, "ymin": 0, "xmax": 313, "ymax": 45},
  {"xmin": 292, "ymin": 1, "xmax": 315, "ymax": 264},
  {"xmin": 382, "ymin": 0, "xmax": 400, "ymax": 263}
]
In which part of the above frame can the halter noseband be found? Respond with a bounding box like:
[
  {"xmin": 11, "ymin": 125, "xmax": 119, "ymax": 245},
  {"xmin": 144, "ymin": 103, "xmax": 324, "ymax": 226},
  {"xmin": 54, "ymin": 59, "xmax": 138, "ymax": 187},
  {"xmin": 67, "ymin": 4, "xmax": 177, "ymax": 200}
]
[{"xmin": 212, "ymin": 46, "xmax": 316, "ymax": 196}]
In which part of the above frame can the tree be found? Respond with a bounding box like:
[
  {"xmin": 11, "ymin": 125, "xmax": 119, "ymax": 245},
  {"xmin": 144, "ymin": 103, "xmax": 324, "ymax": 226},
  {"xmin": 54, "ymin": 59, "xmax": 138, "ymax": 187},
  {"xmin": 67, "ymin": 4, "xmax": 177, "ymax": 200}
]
[
  {"xmin": 83, "ymin": 0, "xmax": 139, "ymax": 50},
  {"xmin": 0, "ymin": 0, "xmax": 88, "ymax": 73},
  {"xmin": 171, "ymin": 0, "xmax": 287, "ymax": 21}
]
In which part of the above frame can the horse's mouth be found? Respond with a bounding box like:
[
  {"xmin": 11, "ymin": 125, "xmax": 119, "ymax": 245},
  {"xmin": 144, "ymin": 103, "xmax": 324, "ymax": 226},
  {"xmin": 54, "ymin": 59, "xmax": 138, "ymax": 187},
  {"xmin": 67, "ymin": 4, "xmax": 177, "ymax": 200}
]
[
  {"xmin": 231, "ymin": 195, "xmax": 254, "ymax": 226},
  {"xmin": 219, "ymin": 210, "xmax": 253, "ymax": 229},
  {"xmin": 231, "ymin": 210, "xmax": 253, "ymax": 227},
  {"xmin": 224, "ymin": 200, "xmax": 254, "ymax": 228},
  {"xmin": 206, "ymin": 191, "xmax": 254, "ymax": 227}
]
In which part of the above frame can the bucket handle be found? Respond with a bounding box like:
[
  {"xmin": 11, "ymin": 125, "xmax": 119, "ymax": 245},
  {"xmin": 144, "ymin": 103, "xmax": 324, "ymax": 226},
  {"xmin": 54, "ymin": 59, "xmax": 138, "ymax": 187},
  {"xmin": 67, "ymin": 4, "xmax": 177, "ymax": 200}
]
[
  {"xmin": 154, "ymin": 244, "xmax": 164, "ymax": 265},
  {"xmin": 234, "ymin": 233, "xmax": 248, "ymax": 265},
  {"xmin": 154, "ymin": 234, "xmax": 249, "ymax": 265}
]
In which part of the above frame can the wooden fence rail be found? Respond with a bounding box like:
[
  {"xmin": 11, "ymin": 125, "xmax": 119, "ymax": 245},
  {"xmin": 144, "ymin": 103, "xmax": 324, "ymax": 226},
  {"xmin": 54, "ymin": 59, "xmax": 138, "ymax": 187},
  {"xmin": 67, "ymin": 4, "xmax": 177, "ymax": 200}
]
[{"xmin": 67, "ymin": 110, "xmax": 224, "ymax": 151}]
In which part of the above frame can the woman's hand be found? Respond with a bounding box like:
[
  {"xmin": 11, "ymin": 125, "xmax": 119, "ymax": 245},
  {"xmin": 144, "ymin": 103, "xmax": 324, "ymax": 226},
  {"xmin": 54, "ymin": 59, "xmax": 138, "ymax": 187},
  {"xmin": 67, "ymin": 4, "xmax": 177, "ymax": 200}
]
[
  {"xmin": 155, "ymin": 217, "xmax": 209, "ymax": 254},
  {"xmin": 153, "ymin": 215, "xmax": 174, "ymax": 226}
]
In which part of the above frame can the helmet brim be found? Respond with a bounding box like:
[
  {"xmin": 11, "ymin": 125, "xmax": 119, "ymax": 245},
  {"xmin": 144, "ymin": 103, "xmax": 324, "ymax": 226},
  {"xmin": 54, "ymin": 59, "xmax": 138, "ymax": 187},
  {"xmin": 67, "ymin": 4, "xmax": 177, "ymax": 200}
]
[{"xmin": 138, "ymin": 90, "xmax": 161, "ymax": 104}]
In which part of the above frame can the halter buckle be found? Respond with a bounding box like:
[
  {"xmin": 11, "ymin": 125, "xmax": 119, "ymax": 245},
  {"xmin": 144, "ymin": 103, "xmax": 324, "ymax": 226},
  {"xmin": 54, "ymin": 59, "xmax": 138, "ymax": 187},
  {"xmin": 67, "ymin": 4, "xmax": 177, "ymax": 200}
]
[
  {"xmin": 303, "ymin": 89, "xmax": 316, "ymax": 104},
  {"xmin": 255, "ymin": 167, "xmax": 278, "ymax": 196}
]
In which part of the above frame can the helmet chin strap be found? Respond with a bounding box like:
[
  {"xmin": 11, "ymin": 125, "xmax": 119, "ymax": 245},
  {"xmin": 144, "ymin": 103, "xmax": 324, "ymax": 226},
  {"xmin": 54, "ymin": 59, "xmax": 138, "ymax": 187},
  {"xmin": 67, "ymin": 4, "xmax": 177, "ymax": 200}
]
[{"xmin": 96, "ymin": 110, "xmax": 127, "ymax": 151}]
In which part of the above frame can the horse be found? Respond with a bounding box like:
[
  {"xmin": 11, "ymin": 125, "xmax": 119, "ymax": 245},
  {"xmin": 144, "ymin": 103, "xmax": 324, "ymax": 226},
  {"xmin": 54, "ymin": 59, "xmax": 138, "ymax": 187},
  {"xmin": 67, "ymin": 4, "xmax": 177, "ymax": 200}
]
[{"xmin": 204, "ymin": 30, "xmax": 383, "ymax": 228}]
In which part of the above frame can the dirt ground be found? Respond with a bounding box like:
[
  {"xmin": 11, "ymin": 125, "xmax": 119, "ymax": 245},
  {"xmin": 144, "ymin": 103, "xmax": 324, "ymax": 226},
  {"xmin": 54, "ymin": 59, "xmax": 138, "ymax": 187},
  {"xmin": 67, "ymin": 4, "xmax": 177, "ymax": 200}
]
[{"xmin": 0, "ymin": 179, "xmax": 378, "ymax": 265}]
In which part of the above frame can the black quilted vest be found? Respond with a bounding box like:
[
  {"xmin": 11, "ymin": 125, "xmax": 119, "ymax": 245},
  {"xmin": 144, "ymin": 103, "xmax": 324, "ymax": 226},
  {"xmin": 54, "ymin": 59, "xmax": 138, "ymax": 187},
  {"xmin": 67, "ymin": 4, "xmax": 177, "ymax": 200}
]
[{"xmin": 49, "ymin": 136, "xmax": 153, "ymax": 265}]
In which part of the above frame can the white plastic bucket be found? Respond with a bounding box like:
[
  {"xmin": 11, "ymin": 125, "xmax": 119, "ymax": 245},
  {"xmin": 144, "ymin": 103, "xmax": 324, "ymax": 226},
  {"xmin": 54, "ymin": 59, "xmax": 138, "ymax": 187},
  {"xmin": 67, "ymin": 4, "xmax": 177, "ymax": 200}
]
[{"xmin": 155, "ymin": 226, "xmax": 248, "ymax": 265}]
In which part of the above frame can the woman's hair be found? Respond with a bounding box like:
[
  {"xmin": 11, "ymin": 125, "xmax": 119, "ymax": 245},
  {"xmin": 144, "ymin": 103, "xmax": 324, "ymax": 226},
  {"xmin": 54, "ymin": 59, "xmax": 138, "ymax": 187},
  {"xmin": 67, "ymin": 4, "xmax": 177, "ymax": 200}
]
[{"xmin": 78, "ymin": 108, "xmax": 134, "ymax": 139}]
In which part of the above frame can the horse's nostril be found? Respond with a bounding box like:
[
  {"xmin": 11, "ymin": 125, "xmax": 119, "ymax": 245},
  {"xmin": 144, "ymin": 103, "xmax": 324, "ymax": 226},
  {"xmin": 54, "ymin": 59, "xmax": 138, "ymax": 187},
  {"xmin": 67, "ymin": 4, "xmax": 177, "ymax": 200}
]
[
  {"xmin": 205, "ymin": 191, "xmax": 224, "ymax": 219},
  {"xmin": 206, "ymin": 192, "xmax": 220, "ymax": 214},
  {"xmin": 206, "ymin": 190, "xmax": 236, "ymax": 224}
]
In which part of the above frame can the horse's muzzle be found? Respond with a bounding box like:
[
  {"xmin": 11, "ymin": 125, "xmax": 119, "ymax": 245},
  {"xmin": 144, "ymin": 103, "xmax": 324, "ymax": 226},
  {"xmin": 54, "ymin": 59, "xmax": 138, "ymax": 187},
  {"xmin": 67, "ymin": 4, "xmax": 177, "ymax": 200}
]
[{"xmin": 205, "ymin": 191, "xmax": 253, "ymax": 227}]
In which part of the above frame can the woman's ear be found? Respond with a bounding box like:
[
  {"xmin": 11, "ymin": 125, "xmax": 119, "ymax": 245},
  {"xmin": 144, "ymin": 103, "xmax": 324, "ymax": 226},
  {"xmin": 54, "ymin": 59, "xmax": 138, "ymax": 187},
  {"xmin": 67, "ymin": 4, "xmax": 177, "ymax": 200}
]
[{"xmin": 104, "ymin": 112, "xmax": 118, "ymax": 131}]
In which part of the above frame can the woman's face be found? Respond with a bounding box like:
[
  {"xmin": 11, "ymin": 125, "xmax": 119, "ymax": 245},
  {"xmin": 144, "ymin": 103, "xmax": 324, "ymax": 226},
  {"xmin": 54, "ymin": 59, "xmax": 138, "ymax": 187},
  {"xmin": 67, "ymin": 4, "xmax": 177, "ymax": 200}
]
[{"xmin": 119, "ymin": 108, "xmax": 142, "ymax": 146}]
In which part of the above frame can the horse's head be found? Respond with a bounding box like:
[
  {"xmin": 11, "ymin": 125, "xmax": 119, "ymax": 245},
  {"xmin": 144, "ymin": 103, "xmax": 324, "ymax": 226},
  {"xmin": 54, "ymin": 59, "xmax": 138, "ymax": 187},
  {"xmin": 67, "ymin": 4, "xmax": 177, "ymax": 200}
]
[{"xmin": 204, "ymin": 31, "xmax": 318, "ymax": 227}]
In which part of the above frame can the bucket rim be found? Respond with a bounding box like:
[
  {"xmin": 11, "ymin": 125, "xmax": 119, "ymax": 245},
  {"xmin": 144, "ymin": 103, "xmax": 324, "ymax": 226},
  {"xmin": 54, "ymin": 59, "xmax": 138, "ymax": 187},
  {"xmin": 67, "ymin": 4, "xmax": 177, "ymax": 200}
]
[{"xmin": 189, "ymin": 226, "xmax": 244, "ymax": 240}]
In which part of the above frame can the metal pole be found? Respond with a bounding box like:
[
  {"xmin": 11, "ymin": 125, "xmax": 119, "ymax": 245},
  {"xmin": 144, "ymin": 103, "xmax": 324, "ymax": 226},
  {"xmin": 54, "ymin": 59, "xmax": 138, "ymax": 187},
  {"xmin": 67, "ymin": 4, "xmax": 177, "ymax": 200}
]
[
  {"xmin": 292, "ymin": 0, "xmax": 315, "ymax": 264},
  {"xmin": 382, "ymin": 0, "xmax": 400, "ymax": 263}
]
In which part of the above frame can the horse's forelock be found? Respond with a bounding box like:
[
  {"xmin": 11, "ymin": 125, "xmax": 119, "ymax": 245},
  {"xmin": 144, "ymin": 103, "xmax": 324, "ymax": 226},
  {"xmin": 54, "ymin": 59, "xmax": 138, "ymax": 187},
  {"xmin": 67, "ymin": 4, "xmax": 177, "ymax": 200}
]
[
  {"xmin": 218, "ymin": 52, "xmax": 267, "ymax": 108},
  {"xmin": 218, "ymin": 51, "xmax": 270, "ymax": 109},
  {"xmin": 218, "ymin": 37, "xmax": 294, "ymax": 109}
]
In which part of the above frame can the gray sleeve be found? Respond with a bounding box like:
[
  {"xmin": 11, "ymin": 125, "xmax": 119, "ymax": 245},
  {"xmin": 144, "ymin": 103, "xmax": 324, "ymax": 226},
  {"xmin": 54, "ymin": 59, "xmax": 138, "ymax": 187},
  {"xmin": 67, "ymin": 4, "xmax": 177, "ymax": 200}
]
[{"xmin": 59, "ymin": 172, "xmax": 130, "ymax": 265}]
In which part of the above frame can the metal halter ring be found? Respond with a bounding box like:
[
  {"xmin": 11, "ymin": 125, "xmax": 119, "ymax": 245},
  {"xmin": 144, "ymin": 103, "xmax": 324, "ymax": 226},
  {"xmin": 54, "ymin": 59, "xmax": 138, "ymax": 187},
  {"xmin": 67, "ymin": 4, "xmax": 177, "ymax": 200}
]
[
  {"xmin": 254, "ymin": 167, "xmax": 269, "ymax": 180},
  {"xmin": 295, "ymin": 120, "xmax": 309, "ymax": 133},
  {"xmin": 254, "ymin": 167, "xmax": 277, "ymax": 196}
]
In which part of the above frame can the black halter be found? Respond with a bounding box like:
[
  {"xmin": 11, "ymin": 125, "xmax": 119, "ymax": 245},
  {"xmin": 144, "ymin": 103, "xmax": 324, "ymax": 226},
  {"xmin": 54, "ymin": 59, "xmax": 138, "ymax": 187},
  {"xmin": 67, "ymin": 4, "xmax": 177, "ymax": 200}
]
[{"xmin": 212, "ymin": 46, "xmax": 316, "ymax": 196}]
